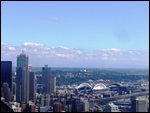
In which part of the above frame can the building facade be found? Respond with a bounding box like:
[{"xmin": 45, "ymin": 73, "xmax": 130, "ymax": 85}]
[
  {"xmin": 131, "ymin": 96, "xmax": 148, "ymax": 112},
  {"xmin": 42, "ymin": 65, "xmax": 51, "ymax": 94},
  {"xmin": 29, "ymin": 72, "xmax": 35, "ymax": 102},
  {"xmin": 50, "ymin": 76, "xmax": 56, "ymax": 95},
  {"xmin": 1, "ymin": 83, "xmax": 11, "ymax": 102},
  {"xmin": 1, "ymin": 61, "xmax": 12, "ymax": 90},
  {"xmin": 16, "ymin": 51, "xmax": 29, "ymax": 102}
]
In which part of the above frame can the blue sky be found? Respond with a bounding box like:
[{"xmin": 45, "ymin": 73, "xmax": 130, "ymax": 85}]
[
  {"xmin": 2, "ymin": 1, "xmax": 149, "ymax": 50},
  {"xmin": 1, "ymin": 1, "xmax": 149, "ymax": 68}
]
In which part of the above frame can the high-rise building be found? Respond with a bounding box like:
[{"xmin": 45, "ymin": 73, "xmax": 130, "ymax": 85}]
[
  {"xmin": 131, "ymin": 96, "xmax": 148, "ymax": 112},
  {"xmin": 12, "ymin": 82, "xmax": 16, "ymax": 101},
  {"xmin": 1, "ymin": 61, "xmax": 12, "ymax": 91},
  {"xmin": 50, "ymin": 76, "xmax": 56, "ymax": 95},
  {"xmin": 42, "ymin": 65, "xmax": 51, "ymax": 94},
  {"xmin": 29, "ymin": 71, "xmax": 35, "ymax": 102},
  {"xmin": 1, "ymin": 83, "xmax": 11, "ymax": 102},
  {"xmin": 40, "ymin": 94, "xmax": 50, "ymax": 107},
  {"xmin": 16, "ymin": 51, "xmax": 29, "ymax": 102},
  {"xmin": 66, "ymin": 98, "xmax": 83, "ymax": 112}
]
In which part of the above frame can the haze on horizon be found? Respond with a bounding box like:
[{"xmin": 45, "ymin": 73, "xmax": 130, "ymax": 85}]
[{"xmin": 1, "ymin": 1, "xmax": 149, "ymax": 68}]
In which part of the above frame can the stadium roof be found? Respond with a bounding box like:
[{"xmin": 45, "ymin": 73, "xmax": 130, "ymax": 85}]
[
  {"xmin": 76, "ymin": 83, "xmax": 92, "ymax": 89},
  {"xmin": 93, "ymin": 83, "xmax": 107, "ymax": 90}
]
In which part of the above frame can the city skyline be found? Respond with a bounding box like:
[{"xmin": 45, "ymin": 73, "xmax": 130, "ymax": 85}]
[{"xmin": 1, "ymin": 1, "xmax": 149, "ymax": 68}]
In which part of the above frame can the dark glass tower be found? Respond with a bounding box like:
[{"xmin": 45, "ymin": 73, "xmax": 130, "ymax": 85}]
[
  {"xmin": 1, "ymin": 61, "xmax": 12, "ymax": 90},
  {"xmin": 29, "ymin": 71, "xmax": 35, "ymax": 102},
  {"xmin": 42, "ymin": 65, "xmax": 51, "ymax": 94}
]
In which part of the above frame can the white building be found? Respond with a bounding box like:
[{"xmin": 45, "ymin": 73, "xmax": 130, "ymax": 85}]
[
  {"xmin": 105, "ymin": 102, "xmax": 120, "ymax": 112},
  {"xmin": 10, "ymin": 102, "xmax": 21, "ymax": 112}
]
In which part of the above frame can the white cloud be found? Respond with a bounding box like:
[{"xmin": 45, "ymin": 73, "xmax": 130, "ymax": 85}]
[
  {"xmin": 101, "ymin": 48, "xmax": 121, "ymax": 52},
  {"xmin": 101, "ymin": 53, "xmax": 109, "ymax": 57},
  {"xmin": 57, "ymin": 46, "xmax": 70, "ymax": 50},
  {"xmin": 101, "ymin": 56, "xmax": 108, "ymax": 60},
  {"xmin": 1, "ymin": 43, "xmax": 149, "ymax": 68},
  {"xmin": 8, "ymin": 47, "xmax": 15, "ymax": 51},
  {"xmin": 44, "ymin": 47, "xmax": 51, "ymax": 50},
  {"xmin": 75, "ymin": 50, "xmax": 82, "ymax": 54},
  {"xmin": 55, "ymin": 53, "xmax": 73, "ymax": 58},
  {"xmin": 23, "ymin": 42, "xmax": 44, "ymax": 47}
]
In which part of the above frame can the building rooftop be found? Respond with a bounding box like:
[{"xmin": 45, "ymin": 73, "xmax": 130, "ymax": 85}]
[{"xmin": 93, "ymin": 83, "xmax": 107, "ymax": 90}]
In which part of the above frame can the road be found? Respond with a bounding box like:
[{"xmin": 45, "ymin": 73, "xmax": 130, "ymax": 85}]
[{"xmin": 89, "ymin": 91, "xmax": 149, "ymax": 104}]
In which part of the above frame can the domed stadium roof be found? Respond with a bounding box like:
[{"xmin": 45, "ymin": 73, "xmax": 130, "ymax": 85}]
[
  {"xmin": 108, "ymin": 83, "xmax": 122, "ymax": 88},
  {"xmin": 93, "ymin": 83, "xmax": 107, "ymax": 90},
  {"xmin": 76, "ymin": 83, "xmax": 92, "ymax": 90}
]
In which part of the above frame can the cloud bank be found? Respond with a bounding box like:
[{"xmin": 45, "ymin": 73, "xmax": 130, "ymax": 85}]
[{"xmin": 1, "ymin": 42, "xmax": 149, "ymax": 68}]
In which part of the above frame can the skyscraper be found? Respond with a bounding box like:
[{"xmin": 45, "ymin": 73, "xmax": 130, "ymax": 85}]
[
  {"xmin": 42, "ymin": 65, "xmax": 51, "ymax": 94},
  {"xmin": 40, "ymin": 94, "xmax": 50, "ymax": 107},
  {"xmin": 29, "ymin": 71, "xmax": 35, "ymax": 102},
  {"xmin": 50, "ymin": 76, "xmax": 56, "ymax": 95},
  {"xmin": 1, "ymin": 61, "xmax": 12, "ymax": 90},
  {"xmin": 131, "ymin": 96, "xmax": 148, "ymax": 112},
  {"xmin": 16, "ymin": 51, "xmax": 29, "ymax": 102},
  {"xmin": 1, "ymin": 83, "xmax": 11, "ymax": 102},
  {"xmin": 12, "ymin": 82, "xmax": 16, "ymax": 101}
]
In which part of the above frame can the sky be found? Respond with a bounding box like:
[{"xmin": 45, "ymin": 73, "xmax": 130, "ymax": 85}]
[{"xmin": 1, "ymin": 1, "xmax": 149, "ymax": 68}]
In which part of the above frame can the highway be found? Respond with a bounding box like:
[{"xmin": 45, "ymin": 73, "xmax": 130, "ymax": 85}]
[{"xmin": 89, "ymin": 91, "xmax": 149, "ymax": 104}]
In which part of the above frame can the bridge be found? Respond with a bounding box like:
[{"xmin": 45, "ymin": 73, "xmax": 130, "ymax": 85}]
[{"xmin": 89, "ymin": 91, "xmax": 149, "ymax": 104}]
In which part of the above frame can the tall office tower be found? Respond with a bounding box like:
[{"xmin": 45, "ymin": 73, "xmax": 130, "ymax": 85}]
[
  {"xmin": 1, "ymin": 83, "xmax": 11, "ymax": 102},
  {"xmin": 40, "ymin": 94, "xmax": 50, "ymax": 107},
  {"xmin": 67, "ymin": 98, "xmax": 83, "ymax": 112},
  {"xmin": 1, "ymin": 61, "xmax": 12, "ymax": 91},
  {"xmin": 29, "ymin": 71, "xmax": 35, "ymax": 103},
  {"xmin": 16, "ymin": 51, "xmax": 29, "ymax": 102},
  {"xmin": 12, "ymin": 82, "xmax": 16, "ymax": 101},
  {"xmin": 131, "ymin": 96, "xmax": 148, "ymax": 112},
  {"xmin": 42, "ymin": 65, "xmax": 51, "ymax": 94},
  {"xmin": 50, "ymin": 76, "xmax": 56, "ymax": 95}
]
